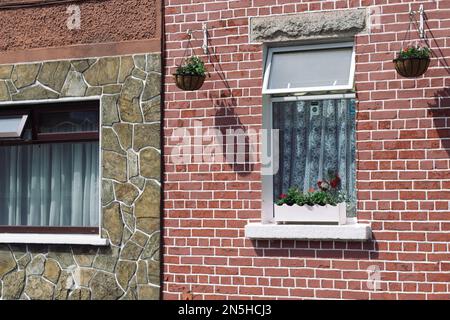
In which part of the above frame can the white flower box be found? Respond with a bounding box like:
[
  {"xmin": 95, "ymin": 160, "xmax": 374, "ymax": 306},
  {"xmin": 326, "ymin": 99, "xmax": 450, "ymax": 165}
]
[{"xmin": 274, "ymin": 202, "xmax": 347, "ymax": 225}]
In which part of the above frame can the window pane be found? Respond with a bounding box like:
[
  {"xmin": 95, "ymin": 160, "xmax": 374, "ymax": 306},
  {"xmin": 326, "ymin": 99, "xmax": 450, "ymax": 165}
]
[
  {"xmin": 39, "ymin": 111, "xmax": 99, "ymax": 133},
  {"xmin": 268, "ymin": 47, "xmax": 353, "ymax": 91},
  {"xmin": 273, "ymin": 99, "xmax": 356, "ymax": 216},
  {"xmin": 0, "ymin": 115, "xmax": 27, "ymax": 138},
  {"xmin": 0, "ymin": 141, "xmax": 99, "ymax": 227}
]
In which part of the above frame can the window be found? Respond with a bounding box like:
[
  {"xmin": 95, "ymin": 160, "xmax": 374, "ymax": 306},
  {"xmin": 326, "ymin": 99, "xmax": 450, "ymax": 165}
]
[
  {"xmin": 262, "ymin": 42, "xmax": 356, "ymax": 220},
  {"xmin": 263, "ymin": 42, "xmax": 355, "ymax": 95},
  {"xmin": 0, "ymin": 114, "xmax": 28, "ymax": 138},
  {"xmin": 0, "ymin": 101, "xmax": 100, "ymax": 234}
]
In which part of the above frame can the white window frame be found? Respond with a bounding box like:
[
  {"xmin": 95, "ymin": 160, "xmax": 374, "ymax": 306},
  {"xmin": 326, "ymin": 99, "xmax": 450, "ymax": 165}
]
[
  {"xmin": 261, "ymin": 93, "xmax": 356, "ymax": 223},
  {"xmin": 262, "ymin": 42, "xmax": 356, "ymax": 95},
  {"xmin": 0, "ymin": 114, "xmax": 28, "ymax": 138},
  {"xmin": 0, "ymin": 97, "xmax": 107, "ymax": 246}
]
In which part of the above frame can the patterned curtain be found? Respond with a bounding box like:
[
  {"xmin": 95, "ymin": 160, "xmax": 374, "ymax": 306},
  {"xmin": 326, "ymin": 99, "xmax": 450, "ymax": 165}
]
[{"xmin": 273, "ymin": 99, "xmax": 356, "ymax": 215}]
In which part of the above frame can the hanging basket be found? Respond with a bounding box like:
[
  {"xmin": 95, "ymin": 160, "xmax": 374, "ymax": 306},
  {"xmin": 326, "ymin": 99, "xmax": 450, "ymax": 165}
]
[
  {"xmin": 393, "ymin": 57, "xmax": 430, "ymax": 78},
  {"xmin": 173, "ymin": 74, "xmax": 206, "ymax": 91}
]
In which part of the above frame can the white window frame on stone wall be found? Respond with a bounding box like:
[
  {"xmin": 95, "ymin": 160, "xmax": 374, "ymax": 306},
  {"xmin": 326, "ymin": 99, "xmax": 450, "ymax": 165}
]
[
  {"xmin": 262, "ymin": 42, "xmax": 356, "ymax": 95},
  {"xmin": 0, "ymin": 97, "xmax": 107, "ymax": 246}
]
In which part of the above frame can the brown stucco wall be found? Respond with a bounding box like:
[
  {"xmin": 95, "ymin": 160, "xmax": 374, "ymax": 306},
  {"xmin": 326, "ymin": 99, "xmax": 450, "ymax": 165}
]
[{"xmin": 0, "ymin": 0, "xmax": 161, "ymax": 62}]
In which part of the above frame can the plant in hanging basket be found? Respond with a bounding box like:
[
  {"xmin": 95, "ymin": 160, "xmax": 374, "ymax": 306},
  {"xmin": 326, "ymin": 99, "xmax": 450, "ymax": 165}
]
[
  {"xmin": 393, "ymin": 45, "xmax": 431, "ymax": 78},
  {"xmin": 174, "ymin": 56, "xmax": 206, "ymax": 91}
]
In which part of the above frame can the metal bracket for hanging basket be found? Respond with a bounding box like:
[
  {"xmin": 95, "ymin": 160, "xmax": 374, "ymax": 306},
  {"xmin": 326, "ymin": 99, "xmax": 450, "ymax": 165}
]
[
  {"xmin": 409, "ymin": 4, "xmax": 426, "ymax": 39},
  {"xmin": 185, "ymin": 23, "xmax": 208, "ymax": 54}
]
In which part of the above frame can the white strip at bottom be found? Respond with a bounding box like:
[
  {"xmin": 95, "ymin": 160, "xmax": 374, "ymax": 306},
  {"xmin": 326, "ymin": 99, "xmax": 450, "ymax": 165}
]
[
  {"xmin": 245, "ymin": 222, "xmax": 372, "ymax": 241},
  {"xmin": 0, "ymin": 233, "xmax": 109, "ymax": 246}
]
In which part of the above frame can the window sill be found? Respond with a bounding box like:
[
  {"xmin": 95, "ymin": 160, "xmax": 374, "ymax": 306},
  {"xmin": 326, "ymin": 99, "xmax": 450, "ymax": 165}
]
[
  {"xmin": 0, "ymin": 233, "xmax": 109, "ymax": 246},
  {"xmin": 245, "ymin": 220, "xmax": 372, "ymax": 241}
]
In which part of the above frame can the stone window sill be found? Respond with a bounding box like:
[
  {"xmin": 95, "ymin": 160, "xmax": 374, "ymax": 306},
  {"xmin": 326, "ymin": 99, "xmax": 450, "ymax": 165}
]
[
  {"xmin": 0, "ymin": 233, "xmax": 109, "ymax": 246},
  {"xmin": 245, "ymin": 219, "xmax": 372, "ymax": 241}
]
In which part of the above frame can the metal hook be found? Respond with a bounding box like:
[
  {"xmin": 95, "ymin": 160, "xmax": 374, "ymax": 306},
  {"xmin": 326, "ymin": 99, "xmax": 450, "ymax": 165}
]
[
  {"xmin": 202, "ymin": 23, "xmax": 208, "ymax": 54},
  {"xmin": 409, "ymin": 3, "xmax": 426, "ymax": 39},
  {"xmin": 186, "ymin": 29, "xmax": 193, "ymax": 39}
]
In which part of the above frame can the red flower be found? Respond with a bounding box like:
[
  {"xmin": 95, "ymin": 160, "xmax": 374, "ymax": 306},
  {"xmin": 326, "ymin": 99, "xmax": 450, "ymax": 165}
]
[
  {"xmin": 330, "ymin": 175, "xmax": 341, "ymax": 188},
  {"xmin": 308, "ymin": 187, "xmax": 315, "ymax": 193},
  {"xmin": 279, "ymin": 193, "xmax": 287, "ymax": 199},
  {"xmin": 317, "ymin": 181, "xmax": 322, "ymax": 189}
]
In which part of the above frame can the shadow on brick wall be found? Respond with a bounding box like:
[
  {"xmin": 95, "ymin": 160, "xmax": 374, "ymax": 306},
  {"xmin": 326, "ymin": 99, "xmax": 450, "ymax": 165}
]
[
  {"xmin": 428, "ymin": 87, "xmax": 450, "ymax": 158},
  {"xmin": 214, "ymin": 98, "xmax": 254, "ymax": 174}
]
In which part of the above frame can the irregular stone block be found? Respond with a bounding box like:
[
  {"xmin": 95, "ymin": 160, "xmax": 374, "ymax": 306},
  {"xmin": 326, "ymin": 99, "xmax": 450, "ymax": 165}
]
[
  {"xmin": 115, "ymin": 182, "xmax": 139, "ymax": 206},
  {"xmin": 86, "ymin": 86, "xmax": 102, "ymax": 96},
  {"xmin": 120, "ymin": 240, "xmax": 143, "ymax": 261},
  {"xmin": 102, "ymin": 127, "xmax": 126, "ymax": 155},
  {"xmin": 47, "ymin": 246, "xmax": 76, "ymax": 269},
  {"xmin": 121, "ymin": 289, "xmax": 137, "ymax": 300},
  {"xmin": 142, "ymin": 232, "xmax": 160, "ymax": 260},
  {"xmin": 136, "ymin": 217, "xmax": 160, "ymax": 235},
  {"xmin": 146, "ymin": 54, "xmax": 161, "ymax": 73},
  {"xmin": 61, "ymin": 71, "xmax": 87, "ymax": 97},
  {"xmin": 102, "ymin": 151, "xmax": 127, "ymax": 182},
  {"xmin": 130, "ymin": 176, "xmax": 146, "ymax": 190},
  {"xmin": 132, "ymin": 68, "xmax": 146, "ymax": 80},
  {"xmin": 250, "ymin": 8, "xmax": 367, "ymax": 42},
  {"xmin": 43, "ymin": 259, "xmax": 61, "ymax": 284},
  {"xmin": 17, "ymin": 252, "xmax": 31, "ymax": 270},
  {"xmin": 121, "ymin": 205, "xmax": 136, "ymax": 231},
  {"xmin": 0, "ymin": 80, "xmax": 10, "ymax": 101},
  {"xmin": 142, "ymin": 95, "xmax": 161, "ymax": 122},
  {"xmin": 103, "ymin": 84, "xmax": 122, "ymax": 94},
  {"xmin": 133, "ymin": 123, "xmax": 160, "ymax": 151},
  {"xmin": 73, "ymin": 246, "xmax": 98, "ymax": 267},
  {"xmin": 101, "ymin": 94, "xmax": 119, "ymax": 126},
  {"xmin": 0, "ymin": 245, "xmax": 16, "ymax": 278},
  {"xmin": 2, "ymin": 271, "xmax": 25, "ymax": 300},
  {"xmin": 137, "ymin": 285, "xmax": 159, "ymax": 300},
  {"xmin": 133, "ymin": 55, "xmax": 146, "ymax": 71},
  {"xmin": 118, "ymin": 77, "xmax": 144, "ymax": 122},
  {"xmin": 119, "ymin": 56, "xmax": 135, "ymax": 83},
  {"xmin": 130, "ymin": 230, "xmax": 148, "ymax": 248},
  {"xmin": 26, "ymin": 254, "xmax": 45, "ymax": 275},
  {"xmin": 136, "ymin": 260, "xmax": 148, "ymax": 284},
  {"xmin": 84, "ymin": 57, "xmax": 119, "ymax": 86},
  {"xmin": 38, "ymin": 61, "xmax": 71, "ymax": 92},
  {"xmin": 127, "ymin": 149, "xmax": 139, "ymax": 179},
  {"xmin": 6, "ymin": 80, "xmax": 17, "ymax": 94},
  {"xmin": 142, "ymin": 73, "xmax": 161, "ymax": 101},
  {"xmin": 54, "ymin": 271, "xmax": 74, "ymax": 300},
  {"xmin": 140, "ymin": 147, "xmax": 161, "ymax": 180},
  {"xmin": 12, "ymin": 84, "xmax": 59, "ymax": 100},
  {"xmin": 147, "ymin": 260, "xmax": 160, "ymax": 285},
  {"xmin": 73, "ymin": 267, "xmax": 95, "ymax": 287},
  {"xmin": 113, "ymin": 123, "xmax": 132, "ymax": 150},
  {"xmin": 116, "ymin": 260, "xmax": 136, "ymax": 289},
  {"xmin": 90, "ymin": 271, "xmax": 123, "ymax": 300},
  {"xmin": 93, "ymin": 246, "xmax": 119, "ymax": 273},
  {"xmin": 135, "ymin": 181, "xmax": 160, "ymax": 219},
  {"xmin": 103, "ymin": 202, "xmax": 124, "ymax": 246},
  {"xmin": 71, "ymin": 59, "xmax": 91, "ymax": 73},
  {"xmin": 102, "ymin": 179, "xmax": 115, "ymax": 206},
  {"xmin": 0, "ymin": 65, "xmax": 13, "ymax": 79},
  {"xmin": 68, "ymin": 288, "xmax": 91, "ymax": 300},
  {"xmin": 11, "ymin": 63, "xmax": 40, "ymax": 89},
  {"xmin": 25, "ymin": 276, "xmax": 55, "ymax": 300}
]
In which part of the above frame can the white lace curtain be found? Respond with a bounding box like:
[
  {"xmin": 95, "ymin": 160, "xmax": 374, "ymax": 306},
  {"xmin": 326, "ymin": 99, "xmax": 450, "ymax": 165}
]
[
  {"xmin": 0, "ymin": 142, "xmax": 99, "ymax": 227},
  {"xmin": 273, "ymin": 99, "xmax": 356, "ymax": 212}
]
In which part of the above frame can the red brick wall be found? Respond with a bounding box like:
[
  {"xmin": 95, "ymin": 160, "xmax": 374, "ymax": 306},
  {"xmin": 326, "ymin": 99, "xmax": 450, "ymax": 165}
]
[{"xmin": 163, "ymin": 0, "xmax": 450, "ymax": 299}]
